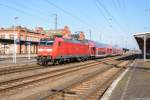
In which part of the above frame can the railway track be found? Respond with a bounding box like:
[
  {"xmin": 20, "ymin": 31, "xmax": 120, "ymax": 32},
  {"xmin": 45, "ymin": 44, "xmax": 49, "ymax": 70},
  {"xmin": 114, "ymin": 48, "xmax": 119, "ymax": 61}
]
[
  {"xmin": 0, "ymin": 60, "xmax": 97, "ymax": 76},
  {"xmin": 43, "ymin": 55, "xmax": 136, "ymax": 100},
  {"xmin": 42, "ymin": 60, "xmax": 130, "ymax": 100},
  {"xmin": 0, "ymin": 54, "xmax": 129, "ymax": 76},
  {"xmin": 44, "ymin": 55, "xmax": 136, "ymax": 100},
  {"xmin": 0, "ymin": 57, "xmax": 119, "ymax": 93}
]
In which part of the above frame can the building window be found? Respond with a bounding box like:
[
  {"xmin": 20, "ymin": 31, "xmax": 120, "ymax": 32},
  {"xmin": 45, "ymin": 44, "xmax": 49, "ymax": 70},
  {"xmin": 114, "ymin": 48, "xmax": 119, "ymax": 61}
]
[
  {"xmin": 10, "ymin": 34, "xmax": 14, "ymax": 40},
  {"xmin": 20, "ymin": 35, "xmax": 24, "ymax": 40},
  {"xmin": 1, "ymin": 34, "xmax": 5, "ymax": 39}
]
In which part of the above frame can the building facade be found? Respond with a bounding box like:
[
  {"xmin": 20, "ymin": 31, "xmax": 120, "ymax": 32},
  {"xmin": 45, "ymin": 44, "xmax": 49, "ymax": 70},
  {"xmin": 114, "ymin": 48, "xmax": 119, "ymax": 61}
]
[
  {"xmin": 0, "ymin": 26, "xmax": 48, "ymax": 55},
  {"xmin": 43, "ymin": 26, "xmax": 71, "ymax": 38}
]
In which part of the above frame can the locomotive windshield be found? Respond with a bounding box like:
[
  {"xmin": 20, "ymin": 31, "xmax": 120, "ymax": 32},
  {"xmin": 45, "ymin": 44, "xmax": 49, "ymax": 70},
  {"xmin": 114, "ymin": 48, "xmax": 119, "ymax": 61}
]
[
  {"xmin": 46, "ymin": 41, "xmax": 54, "ymax": 45},
  {"xmin": 39, "ymin": 39, "xmax": 54, "ymax": 46}
]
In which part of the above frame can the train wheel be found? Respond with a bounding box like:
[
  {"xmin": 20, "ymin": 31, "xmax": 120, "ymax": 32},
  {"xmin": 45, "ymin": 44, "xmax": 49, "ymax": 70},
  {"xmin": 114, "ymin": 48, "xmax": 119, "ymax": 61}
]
[
  {"xmin": 45, "ymin": 61, "xmax": 48, "ymax": 66},
  {"xmin": 58, "ymin": 59, "xmax": 61, "ymax": 64},
  {"xmin": 58, "ymin": 59, "xmax": 64, "ymax": 64},
  {"xmin": 37, "ymin": 59, "xmax": 43, "ymax": 66},
  {"xmin": 42, "ymin": 61, "xmax": 45, "ymax": 66},
  {"xmin": 52, "ymin": 60, "xmax": 57, "ymax": 65},
  {"xmin": 41, "ymin": 61, "xmax": 48, "ymax": 66},
  {"xmin": 81, "ymin": 58, "xmax": 84, "ymax": 62},
  {"xmin": 61, "ymin": 59, "xmax": 65, "ymax": 64}
]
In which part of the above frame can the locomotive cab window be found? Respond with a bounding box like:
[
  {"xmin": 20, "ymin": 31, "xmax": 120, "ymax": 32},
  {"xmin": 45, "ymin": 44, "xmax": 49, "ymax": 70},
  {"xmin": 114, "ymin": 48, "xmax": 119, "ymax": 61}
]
[
  {"xmin": 39, "ymin": 40, "xmax": 54, "ymax": 46},
  {"xmin": 46, "ymin": 41, "xmax": 54, "ymax": 46}
]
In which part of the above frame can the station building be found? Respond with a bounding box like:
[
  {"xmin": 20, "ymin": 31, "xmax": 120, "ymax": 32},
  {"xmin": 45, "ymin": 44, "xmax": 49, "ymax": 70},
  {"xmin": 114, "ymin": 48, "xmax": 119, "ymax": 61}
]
[
  {"xmin": 0, "ymin": 26, "xmax": 48, "ymax": 55},
  {"xmin": 134, "ymin": 32, "xmax": 150, "ymax": 60},
  {"xmin": 0, "ymin": 26, "xmax": 72, "ymax": 55}
]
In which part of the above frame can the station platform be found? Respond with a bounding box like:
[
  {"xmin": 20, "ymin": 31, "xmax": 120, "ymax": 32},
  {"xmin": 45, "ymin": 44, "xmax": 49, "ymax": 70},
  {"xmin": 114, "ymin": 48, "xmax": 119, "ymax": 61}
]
[
  {"xmin": 102, "ymin": 59, "xmax": 150, "ymax": 100},
  {"xmin": 0, "ymin": 54, "xmax": 37, "ymax": 67},
  {"xmin": 0, "ymin": 58, "xmax": 36, "ymax": 67},
  {"xmin": 0, "ymin": 54, "xmax": 37, "ymax": 59}
]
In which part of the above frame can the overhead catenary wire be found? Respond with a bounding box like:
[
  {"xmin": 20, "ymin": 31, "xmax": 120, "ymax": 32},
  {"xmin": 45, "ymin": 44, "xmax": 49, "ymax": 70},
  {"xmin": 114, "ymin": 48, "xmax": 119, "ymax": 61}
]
[
  {"xmin": 5, "ymin": 0, "xmax": 56, "ymax": 20},
  {"xmin": 4, "ymin": 0, "xmax": 62, "ymax": 29},
  {"xmin": 112, "ymin": 0, "xmax": 118, "ymax": 10},
  {"xmin": 95, "ymin": 0, "xmax": 122, "ymax": 38},
  {"xmin": 9, "ymin": 0, "xmax": 100, "ymax": 31},
  {"xmin": 95, "ymin": 0, "xmax": 130, "ymax": 47},
  {"xmin": 0, "ymin": 3, "xmax": 50, "ymax": 23},
  {"xmin": 93, "ymin": 0, "xmax": 120, "ymax": 44},
  {"xmin": 116, "ymin": 0, "xmax": 122, "ymax": 10},
  {"xmin": 144, "ymin": 0, "xmax": 150, "ymax": 30},
  {"xmin": 95, "ymin": 0, "xmax": 125, "ymax": 33},
  {"xmin": 95, "ymin": 1, "xmax": 112, "ymax": 27},
  {"xmin": 114, "ymin": 0, "xmax": 131, "ymax": 34},
  {"xmin": 43, "ymin": 0, "xmax": 96, "ymax": 29},
  {"xmin": 95, "ymin": 0, "xmax": 124, "ymax": 38},
  {"xmin": 3, "ymin": 0, "xmax": 102, "ymax": 38},
  {"xmin": 96, "ymin": 0, "xmax": 127, "ymax": 34},
  {"xmin": 121, "ymin": 0, "xmax": 131, "ymax": 33},
  {"xmin": 1, "ymin": 0, "xmax": 102, "ymax": 41},
  {"xmin": 0, "ymin": 3, "xmax": 29, "ymax": 16},
  {"xmin": 112, "ymin": 0, "xmax": 130, "ymax": 48}
]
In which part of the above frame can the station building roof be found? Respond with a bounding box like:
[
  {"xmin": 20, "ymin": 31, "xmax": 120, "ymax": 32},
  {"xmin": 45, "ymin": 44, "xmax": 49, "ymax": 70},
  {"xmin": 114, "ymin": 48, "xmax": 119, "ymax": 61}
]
[{"xmin": 134, "ymin": 32, "xmax": 150, "ymax": 53}]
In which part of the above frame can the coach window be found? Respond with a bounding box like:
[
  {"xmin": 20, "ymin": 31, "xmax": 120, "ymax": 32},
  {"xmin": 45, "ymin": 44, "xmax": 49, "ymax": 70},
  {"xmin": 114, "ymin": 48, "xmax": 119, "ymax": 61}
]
[{"xmin": 92, "ymin": 47, "xmax": 96, "ymax": 51}]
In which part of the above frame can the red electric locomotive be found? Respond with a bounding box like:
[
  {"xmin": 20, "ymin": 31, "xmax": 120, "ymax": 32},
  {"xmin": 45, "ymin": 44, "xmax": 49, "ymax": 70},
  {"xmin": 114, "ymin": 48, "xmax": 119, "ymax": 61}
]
[{"xmin": 37, "ymin": 37, "xmax": 92, "ymax": 66}]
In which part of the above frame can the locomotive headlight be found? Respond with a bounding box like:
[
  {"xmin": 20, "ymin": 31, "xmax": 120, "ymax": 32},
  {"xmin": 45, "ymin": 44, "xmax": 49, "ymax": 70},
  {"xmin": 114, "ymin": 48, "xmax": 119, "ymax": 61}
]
[
  {"xmin": 38, "ymin": 49, "xmax": 44, "ymax": 51},
  {"xmin": 46, "ymin": 49, "xmax": 52, "ymax": 52}
]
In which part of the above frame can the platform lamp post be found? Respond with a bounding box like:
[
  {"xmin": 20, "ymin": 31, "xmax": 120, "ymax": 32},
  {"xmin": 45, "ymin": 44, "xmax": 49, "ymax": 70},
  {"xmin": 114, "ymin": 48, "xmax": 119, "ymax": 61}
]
[
  {"xmin": 13, "ymin": 17, "xmax": 19, "ymax": 63},
  {"xmin": 28, "ymin": 37, "xmax": 31, "ymax": 60}
]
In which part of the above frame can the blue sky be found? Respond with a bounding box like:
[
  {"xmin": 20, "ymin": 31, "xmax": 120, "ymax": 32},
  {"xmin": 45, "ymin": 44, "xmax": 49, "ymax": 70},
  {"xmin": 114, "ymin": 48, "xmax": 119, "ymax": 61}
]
[{"xmin": 0, "ymin": 0, "xmax": 149, "ymax": 49}]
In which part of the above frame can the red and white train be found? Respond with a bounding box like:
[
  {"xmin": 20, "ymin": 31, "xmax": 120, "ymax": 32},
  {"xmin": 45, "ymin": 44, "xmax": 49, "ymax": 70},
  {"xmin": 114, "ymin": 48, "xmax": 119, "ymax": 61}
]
[{"xmin": 37, "ymin": 37, "xmax": 123, "ymax": 66}]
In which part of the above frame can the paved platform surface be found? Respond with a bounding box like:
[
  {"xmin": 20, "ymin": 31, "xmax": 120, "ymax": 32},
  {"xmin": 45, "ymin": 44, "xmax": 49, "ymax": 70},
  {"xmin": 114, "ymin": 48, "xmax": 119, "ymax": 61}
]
[
  {"xmin": 0, "ymin": 54, "xmax": 36, "ymax": 59},
  {"xmin": 0, "ymin": 57, "xmax": 36, "ymax": 67},
  {"xmin": 109, "ymin": 59, "xmax": 150, "ymax": 100}
]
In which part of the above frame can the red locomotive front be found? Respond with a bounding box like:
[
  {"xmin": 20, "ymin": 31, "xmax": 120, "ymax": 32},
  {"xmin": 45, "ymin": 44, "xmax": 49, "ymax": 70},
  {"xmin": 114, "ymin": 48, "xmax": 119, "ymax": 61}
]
[
  {"xmin": 37, "ymin": 38, "xmax": 55, "ymax": 65},
  {"xmin": 37, "ymin": 39, "xmax": 54, "ymax": 56}
]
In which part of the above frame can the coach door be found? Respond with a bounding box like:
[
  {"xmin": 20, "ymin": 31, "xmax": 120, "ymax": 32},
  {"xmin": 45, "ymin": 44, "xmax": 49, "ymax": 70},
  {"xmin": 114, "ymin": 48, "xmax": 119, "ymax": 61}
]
[{"xmin": 91, "ymin": 47, "xmax": 96, "ymax": 56}]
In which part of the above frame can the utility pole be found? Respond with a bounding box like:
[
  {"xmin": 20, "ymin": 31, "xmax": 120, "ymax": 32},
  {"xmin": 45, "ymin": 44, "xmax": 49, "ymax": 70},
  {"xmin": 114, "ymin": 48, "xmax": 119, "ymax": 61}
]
[
  {"xmin": 53, "ymin": 13, "xmax": 57, "ymax": 30},
  {"xmin": 13, "ymin": 17, "xmax": 19, "ymax": 63}
]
